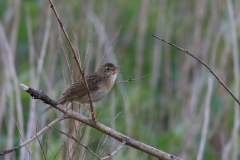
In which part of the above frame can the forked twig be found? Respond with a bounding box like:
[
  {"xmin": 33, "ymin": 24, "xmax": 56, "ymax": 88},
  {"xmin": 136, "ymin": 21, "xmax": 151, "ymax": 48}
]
[
  {"xmin": 100, "ymin": 25, "xmax": 122, "ymax": 66},
  {"xmin": 48, "ymin": 0, "xmax": 96, "ymax": 122},
  {"xmin": 152, "ymin": 34, "xmax": 240, "ymax": 105},
  {"xmin": 116, "ymin": 74, "xmax": 150, "ymax": 83}
]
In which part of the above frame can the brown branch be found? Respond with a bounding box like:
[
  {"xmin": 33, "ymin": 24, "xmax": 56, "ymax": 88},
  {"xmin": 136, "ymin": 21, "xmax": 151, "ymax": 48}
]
[
  {"xmin": 48, "ymin": 0, "xmax": 96, "ymax": 122},
  {"xmin": 115, "ymin": 74, "xmax": 150, "ymax": 83},
  {"xmin": 152, "ymin": 34, "xmax": 240, "ymax": 106},
  {"xmin": 16, "ymin": 83, "xmax": 182, "ymax": 160}
]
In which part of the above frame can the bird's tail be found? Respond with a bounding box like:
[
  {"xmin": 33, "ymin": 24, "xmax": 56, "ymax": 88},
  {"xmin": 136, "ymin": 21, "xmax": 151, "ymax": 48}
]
[{"xmin": 40, "ymin": 97, "xmax": 66, "ymax": 116}]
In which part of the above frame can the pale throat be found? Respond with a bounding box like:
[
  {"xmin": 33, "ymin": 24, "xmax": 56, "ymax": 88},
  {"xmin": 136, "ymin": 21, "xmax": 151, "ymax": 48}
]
[{"xmin": 105, "ymin": 73, "xmax": 117, "ymax": 89}]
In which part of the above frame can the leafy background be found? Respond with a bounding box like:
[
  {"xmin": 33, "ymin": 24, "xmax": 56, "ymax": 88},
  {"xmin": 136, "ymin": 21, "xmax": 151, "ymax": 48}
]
[{"xmin": 0, "ymin": 0, "xmax": 240, "ymax": 160}]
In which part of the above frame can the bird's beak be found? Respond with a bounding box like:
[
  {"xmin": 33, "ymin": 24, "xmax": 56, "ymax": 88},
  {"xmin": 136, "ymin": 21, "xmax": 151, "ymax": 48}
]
[{"xmin": 112, "ymin": 66, "xmax": 121, "ymax": 73}]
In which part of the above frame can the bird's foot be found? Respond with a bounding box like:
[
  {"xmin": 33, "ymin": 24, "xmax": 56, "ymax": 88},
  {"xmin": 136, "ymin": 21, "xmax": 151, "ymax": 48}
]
[{"xmin": 83, "ymin": 104, "xmax": 96, "ymax": 116}]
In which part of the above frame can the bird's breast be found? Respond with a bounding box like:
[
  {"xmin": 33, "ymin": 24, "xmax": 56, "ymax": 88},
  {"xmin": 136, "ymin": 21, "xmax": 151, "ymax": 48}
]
[
  {"xmin": 91, "ymin": 87, "xmax": 110, "ymax": 102},
  {"xmin": 106, "ymin": 74, "xmax": 117, "ymax": 89}
]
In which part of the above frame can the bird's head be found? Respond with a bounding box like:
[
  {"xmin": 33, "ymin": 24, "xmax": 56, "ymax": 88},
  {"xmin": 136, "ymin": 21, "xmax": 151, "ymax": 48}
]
[{"xmin": 100, "ymin": 63, "xmax": 121, "ymax": 77}]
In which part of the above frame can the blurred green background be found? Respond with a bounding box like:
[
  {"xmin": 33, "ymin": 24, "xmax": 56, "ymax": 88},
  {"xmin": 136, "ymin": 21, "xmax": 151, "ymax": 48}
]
[{"xmin": 0, "ymin": 0, "xmax": 240, "ymax": 159}]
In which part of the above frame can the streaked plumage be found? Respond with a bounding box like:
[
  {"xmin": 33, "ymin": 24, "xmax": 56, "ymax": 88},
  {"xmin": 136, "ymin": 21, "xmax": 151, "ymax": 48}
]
[{"xmin": 40, "ymin": 63, "xmax": 120, "ymax": 115}]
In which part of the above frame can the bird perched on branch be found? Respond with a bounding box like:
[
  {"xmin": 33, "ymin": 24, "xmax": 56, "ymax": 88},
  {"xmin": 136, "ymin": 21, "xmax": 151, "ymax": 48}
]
[{"xmin": 40, "ymin": 63, "xmax": 121, "ymax": 116}]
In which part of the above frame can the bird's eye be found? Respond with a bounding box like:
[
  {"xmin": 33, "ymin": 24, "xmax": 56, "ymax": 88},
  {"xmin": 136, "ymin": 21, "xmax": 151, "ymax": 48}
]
[{"xmin": 106, "ymin": 67, "xmax": 110, "ymax": 70}]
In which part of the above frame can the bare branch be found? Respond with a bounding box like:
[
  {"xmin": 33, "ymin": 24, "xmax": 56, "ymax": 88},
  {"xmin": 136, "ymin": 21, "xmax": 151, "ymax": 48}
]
[
  {"xmin": 101, "ymin": 140, "xmax": 126, "ymax": 160},
  {"xmin": 152, "ymin": 35, "xmax": 240, "ymax": 106},
  {"xmin": 115, "ymin": 74, "xmax": 150, "ymax": 83},
  {"xmin": 48, "ymin": 0, "xmax": 96, "ymax": 122},
  {"xmin": 16, "ymin": 83, "xmax": 182, "ymax": 160}
]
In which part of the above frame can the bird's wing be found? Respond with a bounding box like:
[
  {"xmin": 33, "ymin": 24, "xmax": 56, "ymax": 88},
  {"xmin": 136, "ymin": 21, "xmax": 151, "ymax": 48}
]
[{"xmin": 61, "ymin": 72, "xmax": 102, "ymax": 100}]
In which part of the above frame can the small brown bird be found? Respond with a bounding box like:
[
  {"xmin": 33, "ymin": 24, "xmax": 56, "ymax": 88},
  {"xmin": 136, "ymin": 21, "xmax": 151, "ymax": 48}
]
[{"xmin": 41, "ymin": 63, "xmax": 120, "ymax": 115}]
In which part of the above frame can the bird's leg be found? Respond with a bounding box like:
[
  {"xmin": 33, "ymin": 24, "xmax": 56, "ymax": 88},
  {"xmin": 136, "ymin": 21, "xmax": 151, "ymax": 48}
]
[{"xmin": 83, "ymin": 104, "xmax": 96, "ymax": 116}]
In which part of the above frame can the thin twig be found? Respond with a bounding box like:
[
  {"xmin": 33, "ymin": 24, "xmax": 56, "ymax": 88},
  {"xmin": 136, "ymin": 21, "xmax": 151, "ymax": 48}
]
[
  {"xmin": 5, "ymin": 94, "xmax": 33, "ymax": 160},
  {"xmin": 102, "ymin": 112, "xmax": 122, "ymax": 157},
  {"xmin": 152, "ymin": 35, "xmax": 240, "ymax": 105},
  {"xmin": 32, "ymin": 106, "xmax": 47, "ymax": 160},
  {"xmin": 45, "ymin": 142, "xmax": 56, "ymax": 158},
  {"xmin": 99, "ymin": 134, "xmax": 108, "ymax": 155},
  {"xmin": 81, "ymin": 128, "xmax": 96, "ymax": 159},
  {"xmin": 54, "ymin": 138, "xmax": 68, "ymax": 160},
  {"xmin": 83, "ymin": 24, "xmax": 94, "ymax": 70},
  {"xmin": 110, "ymin": 112, "xmax": 121, "ymax": 128},
  {"xmin": 59, "ymin": 28, "xmax": 73, "ymax": 85},
  {"xmin": 72, "ymin": 31, "xmax": 81, "ymax": 62},
  {"xmin": 115, "ymin": 74, "xmax": 150, "ymax": 83},
  {"xmin": 100, "ymin": 112, "xmax": 121, "ymax": 156},
  {"xmin": 48, "ymin": 126, "xmax": 101, "ymax": 160},
  {"xmin": 46, "ymin": 125, "xmax": 53, "ymax": 150},
  {"xmin": 100, "ymin": 25, "xmax": 122, "ymax": 66},
  {"xmin": 0, "ymin": 115, "xmax": 68, "ymax": 155},
  {"xmin": 101, "ymin": 140, "xmax": 126, "ymax": 160},
  {"xmin": 96, "ymin": 132, "xmax": 106, "ymax": 156},
  {"xmin": 45, "ymin": 140, "xmax": 48, "ymax": 158},
  {"xmin": 70, "ymin": 108, "xmax": 88, "ymax": 158},
  {"xmin": 48, "ymin": 0, "xmax": 96, "ymax": 122}
]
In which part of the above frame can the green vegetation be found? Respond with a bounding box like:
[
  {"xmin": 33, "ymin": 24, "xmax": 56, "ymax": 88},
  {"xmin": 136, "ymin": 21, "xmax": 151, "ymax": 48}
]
[{"xmin": 0, "ymin": 0, "xmax": 240, "ymax": 159}]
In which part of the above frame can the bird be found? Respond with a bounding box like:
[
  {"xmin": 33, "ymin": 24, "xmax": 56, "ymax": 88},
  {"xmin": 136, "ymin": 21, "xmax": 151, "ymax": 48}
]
[{"xmin": 40, "ymin": 63, "xmax": 121, "ymax": 116}]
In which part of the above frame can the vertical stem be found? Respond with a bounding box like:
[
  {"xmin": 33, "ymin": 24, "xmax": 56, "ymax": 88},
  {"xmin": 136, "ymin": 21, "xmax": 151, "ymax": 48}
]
[
  {"xmin": 226, "ymin": 0, "xmax": 240, "ymax": 159},
  {"xmin": 48, "ymin": 0, "xmax": 96, "ymax": 122}
]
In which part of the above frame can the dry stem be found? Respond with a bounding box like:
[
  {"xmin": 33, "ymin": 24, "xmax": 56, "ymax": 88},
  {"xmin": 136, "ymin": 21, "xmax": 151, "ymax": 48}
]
[
  {"xmin": 48, "ymin": 126, "xmax": 101, "ymax": 159},
  {"xmin": 48, "ymin": 0, "xmax": 96, "ymax": 122},
  {"xmin": 100, "ymin": 25, "xmax": 122, "ymax": 66}
]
